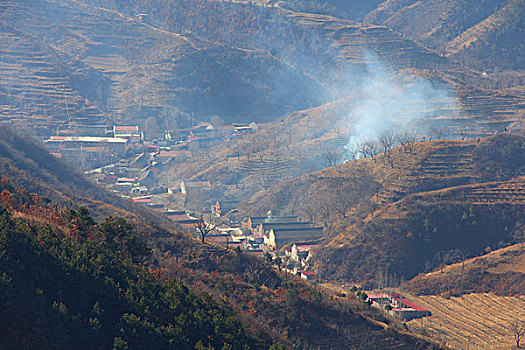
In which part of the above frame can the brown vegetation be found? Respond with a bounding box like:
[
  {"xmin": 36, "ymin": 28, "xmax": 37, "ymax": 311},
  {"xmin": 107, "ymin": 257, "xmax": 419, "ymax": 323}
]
[
  {"xmin": 406, "ymin": 293, "xmax": 525, "ymax": 349},
  {"xmin": 0, "ymin": 126, "xmax": 442, "ymax": 348},
  {"xmin": 242, "ymin": 135, "xmax": 525, "ymax": 289},
  {"xmin": 405, "ymin": 242, "xmax": 525, "ymax": 297}
]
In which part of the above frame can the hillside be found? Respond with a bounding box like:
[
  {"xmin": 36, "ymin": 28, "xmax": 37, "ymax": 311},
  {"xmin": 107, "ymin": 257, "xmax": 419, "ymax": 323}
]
[
  {"xmin": 0, "ymin": 127, "xmax": 442, "ymax": 348},
  {"xmin": 1, "ymin": 0, "xmax": 524, "ymax": 137},
  {"xmin": 289, "ymin": 0, "xmax": 525, "ymax": 72},
  {"xmin": 243, "ymin": 135, "xmax": 525, "ymax": 216},
  {"xmin": 0, "ymin": 0, "xmax": 329, "ymax": 131},
  {"xmin": 405, "ymin": 241, "xmax": 525, "ymax": 296},
  {"xmin": 0, "ymin": 126, "xmax": 174, "ymax": 224},
  {"xmin": 406, "ymin": 293, "xmax": 525, "ymax": 349},
  {"xmin": 157, "ymin": 4, "xmax": 525, "ymax": 209},
  {"xmin": 2, "ymin": 0, "xmax": 524, "ymax": 347},
  {"xmin": 241, "ymin": 134, "xmax": 525, "ymax": 286},
  {"xmin": 0, "ymin": 191, "xmax": 260, "ymax": 349},
  {"xmin": 364, "ymin": 0, "xmax": 525, "ymax": 71}
]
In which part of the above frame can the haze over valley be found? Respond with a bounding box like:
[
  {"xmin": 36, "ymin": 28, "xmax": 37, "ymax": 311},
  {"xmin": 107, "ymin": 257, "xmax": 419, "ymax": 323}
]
[{"xmin": 1, "ymin": 0, "xmax": 525, "ymax": 349}]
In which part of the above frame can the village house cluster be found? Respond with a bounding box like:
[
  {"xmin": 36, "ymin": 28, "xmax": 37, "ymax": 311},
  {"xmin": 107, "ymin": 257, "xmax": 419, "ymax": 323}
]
[
  {"xmin": 44, "ymin": 121, "xmax": 257, "ymax": 172},
  {"xmin": 167, "ymin": 213, "xmax": 324, "ymax": 278},
  {"xmin": 244, "ymin": 214, "xmax": 324, "ymax": 279},
  {"xmin": 42, "ymin": 120, "xmax": 257, "ymax": 201},
  {"xmin": 42, "ymin": 120, "xmax": 322, "ymax": 279}
]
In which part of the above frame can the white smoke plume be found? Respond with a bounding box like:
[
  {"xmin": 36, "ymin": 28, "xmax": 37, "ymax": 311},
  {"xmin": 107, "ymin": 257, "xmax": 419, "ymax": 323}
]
[{"xmin": 343, "ymin": 52, "xmax": 460, "ymax": 155}]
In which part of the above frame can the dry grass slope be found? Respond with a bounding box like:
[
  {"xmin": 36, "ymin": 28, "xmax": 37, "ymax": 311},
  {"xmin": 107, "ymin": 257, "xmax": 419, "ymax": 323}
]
[{"xmin": 407, "ymin": 293, "xmax": 525, "ymax": 349}]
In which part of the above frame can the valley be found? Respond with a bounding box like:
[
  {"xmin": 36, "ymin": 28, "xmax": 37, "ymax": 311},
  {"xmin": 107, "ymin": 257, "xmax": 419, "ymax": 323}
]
[{"xmin": 1, "ymin": 0, "xmax": 525, "ymax": 348}]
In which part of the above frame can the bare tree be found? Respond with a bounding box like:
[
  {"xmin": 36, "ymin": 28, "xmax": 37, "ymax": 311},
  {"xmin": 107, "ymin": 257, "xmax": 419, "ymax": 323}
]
[
  {"xmin": 356, "ymin": 141, "xmax": 368, "ymax": 159},
  {"xmin": 376, "ymin": 267, "xmax": 400, "ymax": 290},
  {"xmin": 379, "ymin": 131, "xmax": 396, "ymax": 153},
  {"xmin": 299, "ymin": 199, "xmax": 318, "ymax": 226},
  {"xmin": 343, "ymin": 146, "xmax": 358, "ymax": 162},
  {"xmin": 322, "ymin": 147, "xmax": 340, "ymax": 167},
  {"xmin": 379, "ymin": 131, "xmax": 397, "ymax": 167},
  {"xmin": 333, "ymin": 193, "xmax": 352, "ymax": 219},
  {"xmin": 363, "ymin": 140, "xmax": 380, "ymax": 160},
  {"xmin": 330, "ymin": 177, "xmax": 367, "ymax": 219},
  {"xmin": 298, "ymin": 187, "xmax": 320, "ymax": 225},
  {"xmin": 268, "ymin": 135, "xmax": 284, "ymax": 161},
  {"xmin": 250, "ymin": 137, "xmax": 266, "ymax": 162},
  {"xmin": 510, "ymin": 319, "xmax": 525, "ymax": 348},
  {"xmin": 355, "ymin": 140, "xmax": 380, "ymax": 160},
  {"xmin": 162, "ymin": 106, "xmax": 182, "ymax": 130},
  {"xmin": 430, "ymin": 126, "xmax": 447, "ymax": 140},
  {"xmin": 397, "ymin": 131, "xmax": 418, "ymax": 154},
  {"xmin": 316, "ymin": 202, "xmax": 337, "ymax": 237},
  {"xmin": 144, "ymin": 116, "xmax": 160, "ymax": 141},
  {"xmin": 195, "ymin": 221, "xmax": 217, "ymax": 243}
]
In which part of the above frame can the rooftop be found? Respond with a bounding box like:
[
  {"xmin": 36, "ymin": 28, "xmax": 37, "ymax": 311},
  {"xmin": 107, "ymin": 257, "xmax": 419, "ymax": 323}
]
[
  {"xmin": 157, "ymin": 150, "xmax": 180, "ymax": 158},
  {"xmin": 114, "ymin": 125, "xmax": 139, "ymax": 132},
  {"xmin": 47, "ymin": 136, "xmax": 128, "ymax": 144},
  {"xmin": 393, "ymin": 296, "xmax": 429, "ymax": 312},
  {"xmin": 133, "ymin": 198, "xmax": 152, "ymax": 203},
  {"xmin": 301, "ymin": 271, "xmax": 316, "ymax": 276}
]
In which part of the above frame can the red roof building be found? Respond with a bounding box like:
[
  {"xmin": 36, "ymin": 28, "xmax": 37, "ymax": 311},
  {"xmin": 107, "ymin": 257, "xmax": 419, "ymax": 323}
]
[
  {"xmin": 391, "ymin": 294, "xmax": 429, "ymax": 312},
  {"xmin": 146, "ymin": 145, "xmax": 159, "ymax": 153},
  {"xmin": 366, "ymin": 292, "xmax": 431, "ymax": 320},
  {"xmin": 300, "ymin": 271, "xmax": 316, "ymax": 280},
  {"xmin": 132, "ymin": 198, "xmax": 152, "ymax": 203}
]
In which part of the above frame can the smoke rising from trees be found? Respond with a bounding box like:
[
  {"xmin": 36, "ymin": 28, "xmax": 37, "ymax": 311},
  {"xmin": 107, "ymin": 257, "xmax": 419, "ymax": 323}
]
[{"xmin": 343, "ymin": 52, "xmax": 460, "ymax": 155}]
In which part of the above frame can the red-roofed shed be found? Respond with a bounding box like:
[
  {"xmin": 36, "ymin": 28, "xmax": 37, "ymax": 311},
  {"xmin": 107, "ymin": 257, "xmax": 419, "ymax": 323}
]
[
  {"xmin": 300, "ymin": 271, "xmax": 316, "ymax": 280},
  {"xmin": 133, "ymin": 198, "xmax": 152, "ymax": 203}
]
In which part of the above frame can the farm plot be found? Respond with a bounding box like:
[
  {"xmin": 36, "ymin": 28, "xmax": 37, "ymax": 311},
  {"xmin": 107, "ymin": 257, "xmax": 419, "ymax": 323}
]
[{"xmin": 407, "ymin": 293, "xmax": 525, "ymax": 349}]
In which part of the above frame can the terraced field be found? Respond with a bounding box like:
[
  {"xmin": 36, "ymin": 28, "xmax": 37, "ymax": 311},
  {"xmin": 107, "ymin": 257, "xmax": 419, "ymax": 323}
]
[
  {"xmin": 0, "ymin": 25, "xmax": 96, "ymax": 125},
  {"xmin": 407, "ymin": 293, "xmax": 525, "ymax": 349},
  {"xmin": 291, "ymin": 12, "xmax": 525, "ymax": 134},
  {"xmin": 2, "ymin": 0, "xmax": 524, "ymax": 134},
  {"xmin": 464, "ymin": 178, "xmax": 525, "ymax": 204},
  {"xmin": 0, "ymin": 0, "xmax": 202, "ymax": 128}
]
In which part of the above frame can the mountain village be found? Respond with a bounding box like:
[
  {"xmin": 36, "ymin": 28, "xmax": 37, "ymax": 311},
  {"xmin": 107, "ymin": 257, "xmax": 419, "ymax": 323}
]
[{"xmin": 41, "ymin": 121, "xmax": 329, "ymax": 281}]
